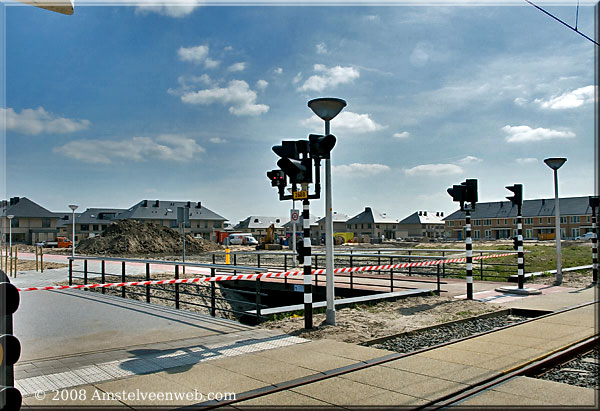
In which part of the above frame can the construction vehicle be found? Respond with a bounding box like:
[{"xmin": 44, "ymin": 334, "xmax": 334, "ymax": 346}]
[
  {"xmin": 39, "ymin": 236, "xmax": 72, "ymax": 248},
  {"xmin": 256, "ymin": 224, "xmax": 282, "ymax": 250},
  {"xmin": 333, "ymin": 232, "xmax": 355, "ymax": 245}
]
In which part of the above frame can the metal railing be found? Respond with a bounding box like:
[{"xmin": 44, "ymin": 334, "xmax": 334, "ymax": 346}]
[{"xmin": 68, "ymin": 256, "xmax": 269, "ymax": 324}]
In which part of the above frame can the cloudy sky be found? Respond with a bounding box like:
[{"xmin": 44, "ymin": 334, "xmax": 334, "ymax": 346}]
[{"xmin": 1, "ymin": 1, "xmax": 596, "ymax": 224}]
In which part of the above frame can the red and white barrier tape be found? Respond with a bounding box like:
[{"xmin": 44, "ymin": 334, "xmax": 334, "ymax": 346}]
[{"xmin": 17, "ymin": 252, "xmax": 516, "ymax": 292}]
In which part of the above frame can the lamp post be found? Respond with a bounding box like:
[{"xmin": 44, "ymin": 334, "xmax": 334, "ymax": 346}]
[
  {"xmin": 68, "ymin": 204, "xmax": 78, "ymax": 258},
  {"xmin": 544, "ymin": 157, "xmax": 567, "ymax": 285},
  {"xmin": 307, "ymin": 97, "xmax": 346, "ymax": 326}
]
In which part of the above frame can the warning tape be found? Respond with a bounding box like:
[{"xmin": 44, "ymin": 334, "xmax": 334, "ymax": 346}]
[{"xmin": 17, "ymin": 252, "xmax": 516, "ymax": 292}]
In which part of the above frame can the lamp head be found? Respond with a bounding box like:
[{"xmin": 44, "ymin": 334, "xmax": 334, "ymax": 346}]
[
  {"xmin": 544, "ymin": 157, "xmax": 567, "ymax": 171},
  {"xmin": 7, "ymin": 215, "xmax": 14, "ymax": 220},
  {"xmin": 308, "ymin": 97, "xmax": 347, "ymax": 121},
  {"xmin": 68, "ymin": 204, "xmax": 78, "ymax": 211}
]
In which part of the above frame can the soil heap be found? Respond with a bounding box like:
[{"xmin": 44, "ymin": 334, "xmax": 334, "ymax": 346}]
[{"xmin": 76, "ymin": 220, "xmax": 223, "ymax": 255}]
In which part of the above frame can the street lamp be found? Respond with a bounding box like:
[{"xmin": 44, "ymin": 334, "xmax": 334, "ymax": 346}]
[
  {"xmin": 68, "ymin": 204, "xmax": 78, "ymax": 258},
  {"xmin": 544, "ymin": 157, "xmax": 567, "ymax": 285},
  {"xmin": 308, "ymin": 97, "xmax": 346, "ymax": 326}
]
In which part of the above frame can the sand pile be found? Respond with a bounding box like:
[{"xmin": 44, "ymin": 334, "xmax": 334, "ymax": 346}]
[{"xmin": 76, "ymin": 220, "xmax": 222, "ymax": 255}]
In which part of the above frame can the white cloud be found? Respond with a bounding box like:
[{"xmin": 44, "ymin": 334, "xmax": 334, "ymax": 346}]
[
  {"xmin": 298, "ymin": 64, "xmax": 359, "ymax": 92},
  {"xmin": 364, "ymin": 15, "xmax": 379, "ymax": 21},
  {"xmin": 292, "ymin": 72, "xmax": 303, "ymax": 85},
  {"xmin": 135, "ymin": 1, "xmax": 204, "ymax": 18},
  {"xmin": 256, "ymin": 80, "xmax": 268, "ymax": 90},
  {"xmin": 228, "ymin": 62, "xmax": 246, "ymax": 72},
  {"xmin": 209, "ymin": 137, "xmax": 227, "ymax": 144},
  {"xmin": 274, "ymin": 67, "xmax": 283, "ymax": 75},
  {"xmin": 514, "ymin": 97, "xmax": 527, "ymax": 106},
  {"xmin": 302, "ymin": 111, "xmax": 385, "ymax": 134},
  {"xmin": 410, "ymin": 42, "xmax": 433, "ymax": 67},
  {"xmin": 54, "ymin": 134, "xmax": 205, "ymax": 164},
  {"xmin": 180, "ymin": 80, "xmax": 269, "ymax": 116},
  {"xmin": 404, "ymin": 163, "xmax": 463, "ymax": 176},
  {"xmin": 316, "ymin": 42, "xmax": 328, "ymax": 55},
  {"xmin": 177, "ymin": 45, "xmax": 219, "ymax": 68},
  {"xmin": 224, "ymin": 46, "xmax": 233, "ymax": 51},
  {"xmin": 1, "ymin": 107, "xmax": 90, "ymax": 135},
  {"xmin": 456, "ymin": 155, "xmax": 482, "ymax": 165},
  {"xmin": 516, "ymin": 157, "xmax": 538, "ymax": 164},
  {"xmin": 332, "ymin": 163, "xmax": 390, "ymax": 177},
  {"xmin": 502, "ymin": 125, "xmax": 575, "ymax": 143},
  {"xmin": 393, "ymin": 131, "xmax": 410, "ymax": 139},
  {"xmin": 534, "ymin": 85, "xmax": 595, "ymax": 109}
]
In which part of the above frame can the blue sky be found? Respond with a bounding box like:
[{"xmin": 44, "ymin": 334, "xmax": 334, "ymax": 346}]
[{"xmin": 1, "ymin": 1, "xmax": 596, "ymax": 225}]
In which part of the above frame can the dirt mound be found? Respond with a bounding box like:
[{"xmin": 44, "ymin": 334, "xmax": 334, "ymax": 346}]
[{"xmin": 76, "ymin": 220, "xmax": 223, "ymax": 255}]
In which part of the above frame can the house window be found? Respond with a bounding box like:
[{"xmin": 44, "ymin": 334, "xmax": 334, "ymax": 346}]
[
  {"xmin": 473, "ymin": 220, "xmax": 481, "ymax": 226},
  {"xmin": 560, "ymin": 217, "xmax": 567, "ymax": 224},
  {"xmin": 572, "ymin": 228, "xmax": 580, "ymax": 238},
  {"xmin": 484, "ymin": 219, "xmax": 491, "ymax": 226},
  {"xmin": 504, "ymin": 219, "xmax": 508, "ymax": 225},
  {"xmin": 570, "ymin": 216, "xmax": 580, "ymax": 223},
  {"xmin": 355, "ymin": 224, "xmax": 358, "ymax": 229},
  {"xmin": 560, "ymin": 228, "xmax": 566, "ymax": 237},
  {"xmin": 347, "ymin": 224, "xmax": 351, "ymax": 229},
  {"xmin": 448, "ymin": 221, "xmax": 454, "ymax": 227},
  {"xmin": 376, "ymin": 224, "xmax": 380, "ymax": 229},
  {"xmin": 539, "ymin": 218, "xmax": 543, "ymax": 224},
  {"xmin": 213, "ymin": 222, "xmax": 221, "ymax": 228},
  {"xmin": 473, "ymin": 230, "xmax": 480, "ymax": 239},
  {"xmin": 93, "ymin": 225, "xmax": 99, "ymax": 231},
  {"xmin": 485, "ymin": 230, "xmax": 491, "ymax": 239},
  {"xmin": 170, "ymin": 220, "xmax": 178, "ymax": 228},
  {"xmin": 42, "ymin": 218, "xmax": 51, "ymax": 228},
  {"xmin": 367, "ymin": 223, "xmax": 372, "ymax": 229},
  {"xmin": 525, "ymin": 229, "xmax": 533, "ymax": 239},
  {"xmin": 101, "ymin": 225, "xmax": 107, "ymax": 230},
  {"xmin": 547, "ymin": 217, "xmax": 552, "ymax": 224},
  {"xmin": 524, "ymin": 218, "xmax": 533, "ymax": 224},
  {"xmin": 9, "ymin": 217, "xmax": 19, "ymax": 228},
  {"xmin": 80, "ymin": 224, "xmax": 89, "ymax": 231},
  {"xmin": 205, "ymin": 222, "xmax": 208, "ymax": 228},
  {"xmin": 513, "ymin": 229, "xmax": 518, "ymax": 237},
  {"xmin": 393, "ymin": 225, "xmax": 396, "ymax": 229}
]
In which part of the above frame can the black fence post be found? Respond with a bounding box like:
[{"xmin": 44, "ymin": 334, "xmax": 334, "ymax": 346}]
[
  {"xmin": 257, "ymin": 254, "xmax": 261, "ymax": 268},
  {"xmin": 284, "ymin": 254, "xmax": 288, "ymax": 285},
  {"xmin": 442, "ymin": 251, "xmax": 446, "ymax": 278},
  {"xmin": 593, "ymin": 205, "xmax": 598, "ymax": 283},
  {"xmin": 121, "ymin": 261, "xmax": 126, "ymax": 298},
  {"xmin": 146, "ymin": 263, "xmax": 150, "ymax": 303},
  {"xmin": 175, "ymin": 265, "xmax": 180, "ymax": 310},
  {"xmin": 83, "ymin": 260, "xmax": 88, "ymax": 290},
  {"xmin": 480, "ymin": 252, "xmax": 484, "ymax": 280},
  {"xmin": 210, "ymin": 267, "xmax": 216, "ymax": 317},
  {"xmin": 437, "ymin": 261, "xmax": 441, "ymax": 295},
  {"xmin": 101, "ymin": 260, "xmax": 106, "ymax": 295},
  {"xmin": 69, "ymin": 258, "xmax": 73, "ymax": 285},
  {"xmin": 255, "ymin": 277, "xmax": 261, "ymax": 324},
  {"xmin": 408, "ymin": 250, "xmax": 412, "ymax": 276}
]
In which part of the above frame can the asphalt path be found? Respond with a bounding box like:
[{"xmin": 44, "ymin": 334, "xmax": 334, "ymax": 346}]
[{"xmin": 14, "ymin": 289, "xmax": 250, "ymax": 362}]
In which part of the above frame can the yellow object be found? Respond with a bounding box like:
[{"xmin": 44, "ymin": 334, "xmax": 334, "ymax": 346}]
[
  {"xmin": 225, "ymin": 248, "xmax": 230, "ymax": 264},
  {"xmin": 334, "ymin": 232, "xmax": 355, "ymax": 244}
]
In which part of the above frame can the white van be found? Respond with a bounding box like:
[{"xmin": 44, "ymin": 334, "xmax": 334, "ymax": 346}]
[{"xmin": 228, "ymin": 233, "xmax": 258, "ymax": 245}]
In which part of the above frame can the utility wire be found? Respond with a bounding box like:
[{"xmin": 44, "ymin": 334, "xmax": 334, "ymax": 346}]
[{"xmin": 524, "ymin": 0, "xmax": 598, "ymax": 46}]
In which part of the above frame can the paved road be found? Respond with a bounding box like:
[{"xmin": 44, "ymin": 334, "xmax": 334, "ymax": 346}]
[{"xmin": 14, "ymin": 289, "xmax": 250, "ymax": 362}]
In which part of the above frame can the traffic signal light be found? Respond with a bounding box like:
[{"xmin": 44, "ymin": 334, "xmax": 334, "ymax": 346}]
[
  {"xmin": 506, "ymin": 184, "xmax": 523, "ymax": 208},
  {"xmin": 277, "ymin": 157, "xmax": 312, "ymax": 185},
  {"xmin": 512, "ymin": 236, "xmax": 519, "ymax": 250},
  {"xmin": 464, "ymin": 179, "xmax": 478, "ymax": 205},
  {"xmin": 1, "ymin": 274, "xmax": 22, "ymax": 410},
  {"xmin": 267, "ymin": 170, "xmax": 286, "ymax": 187},
  {"xmin": 447, "ymin": 184, "xmax": 466, "ymax": 207},
  {"xmin": 273, "ymin": 140, "xmax": 313, "ymax": 185},
  {"xmin": 308, "ymin": 134, "xmax": 336, "ymax": 159}
]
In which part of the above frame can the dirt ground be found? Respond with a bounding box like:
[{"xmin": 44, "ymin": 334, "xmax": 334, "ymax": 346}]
[
  {"xmin": 1, "ymin": 259, "xmax": 68, "ymax": 272},
  {"xmin": 260, "ymin": 295, "xmax": 506, "ymax": 344},
  {"xmin": 529, "ymin": 269, "xmax": 597, "ymax": 289}
]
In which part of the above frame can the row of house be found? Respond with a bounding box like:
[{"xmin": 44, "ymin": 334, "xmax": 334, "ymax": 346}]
[{"xmin": 1, "ymin": 195, "xmax": 597, "ymax": 246}]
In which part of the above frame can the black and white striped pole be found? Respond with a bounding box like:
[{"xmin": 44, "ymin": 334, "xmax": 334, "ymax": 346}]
[
  {"xmin": 590, "ymin": 196, "xmax": 599, "ymax": 284},
  {"xmin": 516, "ymin": 212, "xmax": 525, "ymax": 289},
  {"xmin": 448, "ymin": 179, "xmax": 477, "ymax": 300},
  {"xmin": 465, "ymin": 210, "xmax": 473, "ymax": 300},
  {"xmin": 302, "ymin": 199, "xmax": 313, "ymax": 329}
]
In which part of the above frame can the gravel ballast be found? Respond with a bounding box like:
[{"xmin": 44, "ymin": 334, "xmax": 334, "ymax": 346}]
[{"xmin": 371, "ymin": 314, "xmax": 528, "ymax": 353}]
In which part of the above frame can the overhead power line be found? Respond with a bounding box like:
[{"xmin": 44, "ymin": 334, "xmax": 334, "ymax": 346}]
[{"xmin": 524, "ymin": 0, "xmax": 599, "ymax": 46}]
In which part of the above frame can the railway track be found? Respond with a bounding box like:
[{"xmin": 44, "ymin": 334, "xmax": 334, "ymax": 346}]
[{"xmin": 188, "ymin": 300, "xmax": 598, "ymax": 409}]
